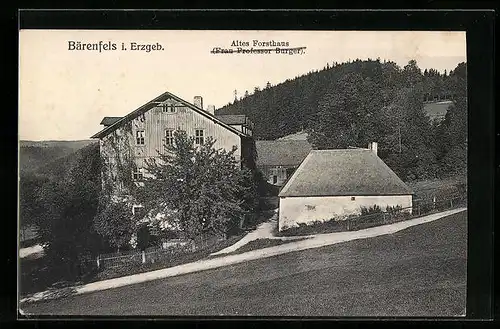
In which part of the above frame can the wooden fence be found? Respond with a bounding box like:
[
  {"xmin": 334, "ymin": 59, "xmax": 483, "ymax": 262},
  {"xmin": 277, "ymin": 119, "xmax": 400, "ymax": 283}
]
[
  {"xmin": 96, "ymin": 236, "xmax": 221, "ymax": 270},
  {"xmin": 96, "ymin": 192, "xmax": 467, "ymax": 270},
  {"xmin": 346, "ymin": 193, "xmax": 467, "ymax": 231}
]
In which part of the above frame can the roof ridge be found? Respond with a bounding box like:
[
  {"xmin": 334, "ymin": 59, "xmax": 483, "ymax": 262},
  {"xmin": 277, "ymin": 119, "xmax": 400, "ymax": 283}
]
[
  {"xmin": 310, "ymin": 148, "xmax": 370, "ymax": 152},
  {"xmin": 278, "ymin": 150, "xmax": 314, "ymax": 196},
  {"xmin": 91, "ymin": 91, "xmax": 246, "ymax": 139},
  {"xmin": 256, "ymin": 139, "xmax": 311, "ymax": 143},
  {"xmin": 279, "ymin": 148, "xmax": 412, "ymax": 197}
]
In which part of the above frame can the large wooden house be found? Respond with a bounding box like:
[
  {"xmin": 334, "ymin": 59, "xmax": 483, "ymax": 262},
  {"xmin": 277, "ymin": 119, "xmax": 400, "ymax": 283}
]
[{"xmin": 91, "ymin": 91, "xmax": 254, "ymax": 211}]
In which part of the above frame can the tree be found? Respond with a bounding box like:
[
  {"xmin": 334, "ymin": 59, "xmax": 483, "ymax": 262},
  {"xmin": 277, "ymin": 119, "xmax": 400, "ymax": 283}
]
[
  {"xmin": 138, "ymin": 130, "xmax": 257, "ymax": 243},
  {"xmin": 308, "ymin": 72, "xmax": 365, "ymax": 149},
  {"xmin": 434, "ymin": 62, "xmax": 467, "ymax": 177},
  {"xmin": 402, "ymin": 60, "xmax": 423, "ymax": 88},
  {"xmin": 19, "ymin": 173, "xmax": 47, "ymax": 230},
  {"xmin": 34, "ymin": 143, "xmax": 105, "ymax": 280}
]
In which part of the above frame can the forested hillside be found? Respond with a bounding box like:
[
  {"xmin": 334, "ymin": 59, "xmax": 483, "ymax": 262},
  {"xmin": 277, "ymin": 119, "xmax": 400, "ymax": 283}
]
[
  {"xmin": 19, "ymin": 140, "xmax": 97, "ymax": 174},
  {"xmin": 217, "ymin": 59, "xmax": 467, "ymax": 181}
]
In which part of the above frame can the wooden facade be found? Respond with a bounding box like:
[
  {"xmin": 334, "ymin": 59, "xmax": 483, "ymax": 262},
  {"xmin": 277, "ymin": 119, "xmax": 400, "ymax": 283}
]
[
  {"xmin": 259, "ymin": 165, "xmax": 297, "ymax": 186},
  {"xmin": 124, "ymin": 97, "xmax": 242, "ymax": 169},
  {"xmin": 93, "ymin": 92, "xmax": 253, "ymax": 200}
]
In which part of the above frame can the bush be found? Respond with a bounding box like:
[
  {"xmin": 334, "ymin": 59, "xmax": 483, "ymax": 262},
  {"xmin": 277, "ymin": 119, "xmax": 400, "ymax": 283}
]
[
  {"xmin": 94, "ymin": 201, "xmax": 136, "ymax": 251},
  {"xmin": 278, "ymin": 218, "xmax": 348, "ymax": 236},
  {"xmin": 386, "ymin": 205, "xmax": 403, "ymax": 214},
  {"xmin": 360, "ymin": 205, "xmax": 383, "ymax": 215},
  {"xmin": 358, "ymin": 205, "xmax": 384, "ymax": 224},
  {"xmin": 136, "ymin": 224, "xmax": 157, "ymax": 251},
  {"xmin": 419, "ymin": 202, "xmax": 432, "ymax": 214}
]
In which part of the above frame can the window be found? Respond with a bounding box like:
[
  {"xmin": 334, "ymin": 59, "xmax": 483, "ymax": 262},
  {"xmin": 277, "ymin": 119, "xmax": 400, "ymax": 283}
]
[
  {"xmin": 136, "ymin": 130, "xmax": 145, "ymax": 145},
  {"xmin": 162, "ymin": 104, "xmax": 176, "ymax": 113},
  {"xmin": 351, "ymin": 196, "xmax": 356, "ymax": 201},
  {"xmin": 273, "ymin": 175, "xmax": 278, "ymax": 184},
  {"xmin": 132, "ymin": 205, "xmax": 146, "ymax": 217},
  {"xmin": 165, "ymin": 129, "xmax": 174, "ymax": 146},
  {"xmin": 195, "ymin": 129, "xmax": 204, "ymax": 145},
  {"xmin": 133, "ymin": 170, "xmax": 144, "ymax": 181}
]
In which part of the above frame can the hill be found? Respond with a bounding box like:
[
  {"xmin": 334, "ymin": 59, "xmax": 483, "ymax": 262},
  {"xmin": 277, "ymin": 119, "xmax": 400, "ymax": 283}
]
[
  {"xmin": 19, "ymin": 140, "xmax": 97, "ymax": 174},
  {"xmin": 217, "ymin": 59, "xmax": 466, "ymax": 181},
  {"xmin": 19, "ymin": 142, "xmax": 101, "ymax": 229},
  {"xmin": 216, "ymin": 59, "xmax": 464, "ymax": 141}
]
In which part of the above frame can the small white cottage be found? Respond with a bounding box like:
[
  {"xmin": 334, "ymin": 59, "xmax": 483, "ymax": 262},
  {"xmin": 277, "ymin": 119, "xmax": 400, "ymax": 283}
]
[{"xmin": 278, "ymin": 143, "xmax": 413, "ymax": 231}]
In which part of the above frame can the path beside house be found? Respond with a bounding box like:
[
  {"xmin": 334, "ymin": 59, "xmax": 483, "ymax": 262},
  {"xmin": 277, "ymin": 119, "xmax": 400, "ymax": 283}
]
[
  {"xmin": 22, "ymin": 211, "xmax": 467, "ymax": 316},
  {"xmin": 20, "ymin": 207, "xmax": 466, "ymax": 304}
]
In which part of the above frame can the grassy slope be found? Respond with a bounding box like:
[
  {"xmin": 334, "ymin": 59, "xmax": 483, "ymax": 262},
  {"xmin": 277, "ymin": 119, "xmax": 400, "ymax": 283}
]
[
  {"xmin": 220, "ymin": 238, "xmax": 310, "ymax": 256},
  {"xmin": 423, "ymin": 101, "xmax": 452, "ymax": 118},
  {"xmin": 22, "ymin": 211, "xmax": 466, "ymax": 316},
  {"xmin": 408, "ymin": 175, "xmax": 467, "ymax": 201},
  {"xmin": 19, "ymin": 232, "xmax": 247, "ymax": 296}
]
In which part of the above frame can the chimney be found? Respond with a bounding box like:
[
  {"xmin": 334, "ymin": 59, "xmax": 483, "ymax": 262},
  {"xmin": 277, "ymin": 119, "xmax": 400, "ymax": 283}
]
[
  {"xmin": 193, "ymin": 96, "xmax": 203, "ymax": 109},
  {"xmin": 207, "ymin": 105, "xmax": 216, "ymax": 115},
  {"xmin": 368, "ymin": 142, "xmax": 378, "ymax": 156}
]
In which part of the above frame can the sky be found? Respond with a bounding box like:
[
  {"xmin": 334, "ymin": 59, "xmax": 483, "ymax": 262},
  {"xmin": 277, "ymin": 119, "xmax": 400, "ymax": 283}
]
[{"xmin": 19, "ymin": 30, "xmax": 466, "ymax": 141}]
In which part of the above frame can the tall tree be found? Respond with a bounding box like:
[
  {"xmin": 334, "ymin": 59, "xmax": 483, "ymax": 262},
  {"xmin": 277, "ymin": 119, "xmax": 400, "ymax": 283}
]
[
  {"xmin": 137, "ymin": 131, "xmax": 257, "ymax": 243},
  {"xmin": 35, "ymin": 143, "xmax": 104, "ymax": 279},
  {"xmin": 435, "ymin": 62, "xmax": 467, "ymax": 176},
  {"xmin": 308, "ymin": 72, "xmax": 364, "ymax": 149},
  {"xmin": 383, "ymin": 86, "xmax": 438, "ymax": 180},
  {"xmin": 402, "ymin": 60, "xmax": 423, "ymax": 88},
  {"xmin": 93, "ymin": 199, "xmax": 137, "ymax": 252}
]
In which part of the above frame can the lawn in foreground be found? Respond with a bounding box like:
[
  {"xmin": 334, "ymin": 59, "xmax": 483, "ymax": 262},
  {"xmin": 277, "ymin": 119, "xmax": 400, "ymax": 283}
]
[{"xmin": 21, "ymin": 211, "xmax": 467, "ymax": 317}]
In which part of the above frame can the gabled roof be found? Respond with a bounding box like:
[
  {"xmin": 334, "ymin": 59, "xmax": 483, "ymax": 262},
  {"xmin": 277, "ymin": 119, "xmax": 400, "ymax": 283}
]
[
  {"xmin": 91, "ymin": 91, "xmax": 247, "ymax": 139},
  {"xmin": 277, "ymin": 130, "xmax": 309, "ymax": 141},
  {"xmin": 255, "ymin": 140, "xmax": 312, "ymax": 167},
  {"xmin": 279, "ymin": 149, "xmax": 413, "ymax": 197},
  {"xmin": 215, "ymin": 114, "xmax": 248, "ymax": 125},
  {"xmin": 100, "ymin": 116, "xmax": 122, "ymax": 126}
]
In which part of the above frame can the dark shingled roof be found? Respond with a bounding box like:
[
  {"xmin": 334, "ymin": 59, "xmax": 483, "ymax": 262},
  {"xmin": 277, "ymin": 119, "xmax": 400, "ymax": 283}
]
[
  {"xmin": 215, "ymin": 114, "xmax": 248, "ymax": 125},
  {"xmin": 100, "ymin": 117, "xmax": 122, "ymax": 126},
  {"xmin": 255, "ymin": 140, "xmax": 313, "ymax": 167},
  {"xmin": 279, "ymin": 149, "xmax": 413, "ymax": 197}
]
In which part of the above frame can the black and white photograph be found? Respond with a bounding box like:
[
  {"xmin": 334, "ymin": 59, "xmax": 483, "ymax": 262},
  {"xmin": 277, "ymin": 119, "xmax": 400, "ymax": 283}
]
[{"xmin": 18, "ymin": 28, "xmax": 469, "ymax": 317}]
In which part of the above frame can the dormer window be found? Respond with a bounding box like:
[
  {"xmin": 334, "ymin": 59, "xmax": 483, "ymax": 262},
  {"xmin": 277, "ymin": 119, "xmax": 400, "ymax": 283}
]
[{"xmin": 162, "ymin": 104, "xmax": 176, "ymax": 113}]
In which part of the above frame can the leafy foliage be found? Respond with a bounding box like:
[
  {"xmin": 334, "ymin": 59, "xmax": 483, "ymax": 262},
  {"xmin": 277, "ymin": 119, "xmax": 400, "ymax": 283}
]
[
  {"xmin": 218, "ymin": 59, "xmax": 467, "ymax": 181},
  {"xmin": 360, "ymin": 205, "xmax": 383, "ymax": 215},
  {"xmin": 20, "ymin": 143, "xmax": 106, "ymax": 282},
  {"xmin": 93, "ymin": 199, "xmax": 136, "ymax": 251}
]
